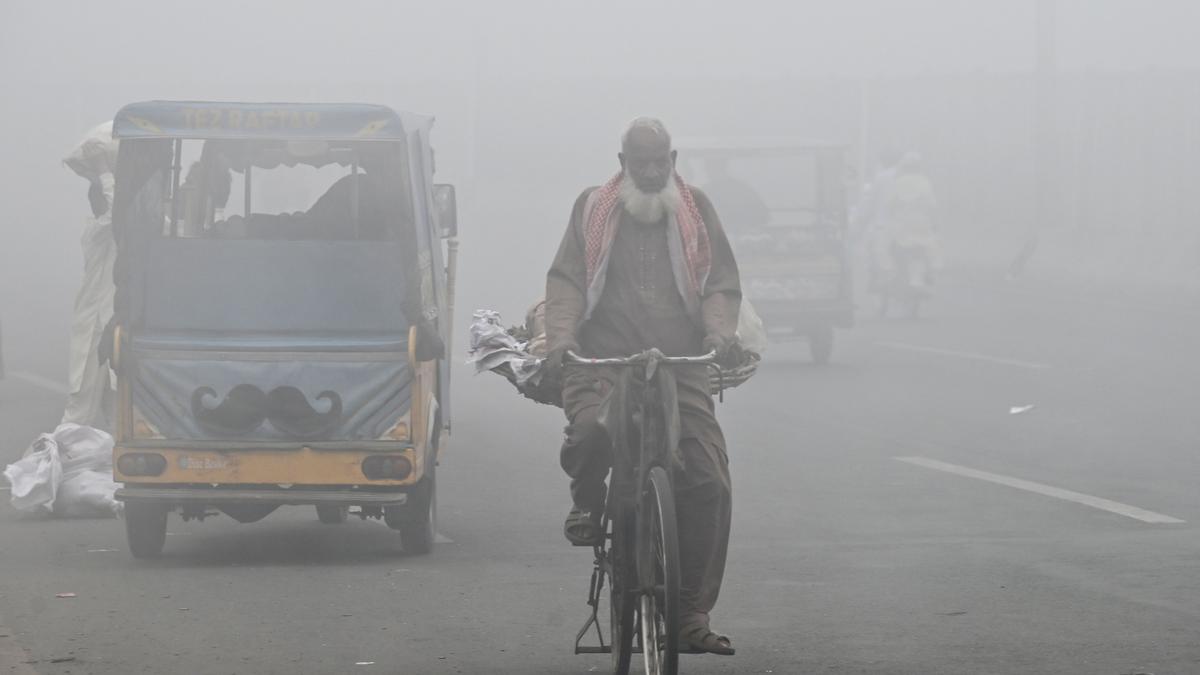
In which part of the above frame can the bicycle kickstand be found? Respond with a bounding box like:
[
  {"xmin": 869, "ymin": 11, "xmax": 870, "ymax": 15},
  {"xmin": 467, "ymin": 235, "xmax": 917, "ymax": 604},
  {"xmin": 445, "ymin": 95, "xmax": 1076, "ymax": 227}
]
[{"xmin": 574, "ymin": 549, "xmax": 611, "ymax": 654}]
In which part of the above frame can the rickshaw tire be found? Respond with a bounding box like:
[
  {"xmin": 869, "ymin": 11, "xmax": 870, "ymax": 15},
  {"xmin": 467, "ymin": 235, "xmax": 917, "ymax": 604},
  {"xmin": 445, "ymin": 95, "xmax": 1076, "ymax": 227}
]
[
  {"xmin": 125, "ymin": 501, "xmax": 168, "ymax": 559},
  {"xmin": 390, "ymin": 469, "xmax": 436, "ymax": 555},
  {"xmin": 316, "ymin": 505, "xmax": 349, "ymax": 524},
  {"xmin": 810, "ymin": 325, "xmax": 835, "ymax": 365}
]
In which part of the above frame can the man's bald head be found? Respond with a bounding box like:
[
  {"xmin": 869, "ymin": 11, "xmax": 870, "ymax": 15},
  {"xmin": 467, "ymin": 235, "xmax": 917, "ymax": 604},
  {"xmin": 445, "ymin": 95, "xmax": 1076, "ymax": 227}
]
[
  {"xmin": 621, "ymin": 117, "xmax": 672, "ymax": 154},
  {"xmin": 619, "ymin": 117, "xmax": 676, "ymax": 193}
]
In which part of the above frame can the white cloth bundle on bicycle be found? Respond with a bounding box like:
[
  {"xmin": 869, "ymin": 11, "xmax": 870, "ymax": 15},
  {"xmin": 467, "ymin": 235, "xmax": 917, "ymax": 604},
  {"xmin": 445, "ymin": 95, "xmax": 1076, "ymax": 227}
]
[
  {"xmin": 466, "ymin": 309, "xmax": 543, "ymax": 386},
  {"xmin": 3, "ymin": 424, "xmax": 121, "ymax": 517},
  {"xmin": 468, "ymin": 298, "xmax": 764, "ymax": 397}
]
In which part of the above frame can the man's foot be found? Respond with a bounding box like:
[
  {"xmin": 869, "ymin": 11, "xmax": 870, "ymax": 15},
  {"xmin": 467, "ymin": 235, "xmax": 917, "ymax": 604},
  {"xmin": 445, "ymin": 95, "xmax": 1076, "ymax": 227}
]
[
  {"xmin": 563, "ymin": 505, "xmax": 603, "ymax": 546},
  {"xmin": 679, "ymin": 623, "xmax": 735, "ymax": 656}
]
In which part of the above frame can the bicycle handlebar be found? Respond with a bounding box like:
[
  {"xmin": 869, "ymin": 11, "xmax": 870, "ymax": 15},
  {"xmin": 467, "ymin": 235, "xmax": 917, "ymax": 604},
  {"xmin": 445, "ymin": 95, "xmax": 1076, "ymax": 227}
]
[{"xmin": 563, "ymin": 349, "xmax": 719, "ymax": 367}]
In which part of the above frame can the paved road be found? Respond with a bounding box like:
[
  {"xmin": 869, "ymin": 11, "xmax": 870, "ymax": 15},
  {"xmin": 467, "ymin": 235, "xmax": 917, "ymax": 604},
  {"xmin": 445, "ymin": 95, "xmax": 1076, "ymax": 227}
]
[{"xmin": 2, "ymin": 272, "xmax": 1199, "ymax": 674}]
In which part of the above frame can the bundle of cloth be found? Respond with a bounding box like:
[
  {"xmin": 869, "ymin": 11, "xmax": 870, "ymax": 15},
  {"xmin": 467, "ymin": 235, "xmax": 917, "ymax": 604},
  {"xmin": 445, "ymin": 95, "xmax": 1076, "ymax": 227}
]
[
  {"xmin": 468, "ymin": 300, "xmax": 765, "ymax": 408},
  {"xmin": 467, "ymin": 306, "xmax": 560, "ymax": 406}
]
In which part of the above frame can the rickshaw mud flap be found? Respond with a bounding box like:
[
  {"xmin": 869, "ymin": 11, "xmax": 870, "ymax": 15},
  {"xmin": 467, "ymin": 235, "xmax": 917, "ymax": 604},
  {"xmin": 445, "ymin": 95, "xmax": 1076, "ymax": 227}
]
[{"xmin": 114, "ymin": 487, "xmax": 408, "ymax": 506}]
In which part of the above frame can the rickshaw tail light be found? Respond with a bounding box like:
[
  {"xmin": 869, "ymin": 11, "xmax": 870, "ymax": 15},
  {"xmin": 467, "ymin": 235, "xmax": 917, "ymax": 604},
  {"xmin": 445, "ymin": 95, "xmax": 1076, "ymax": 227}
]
[
  {"xmin": 117, "ymin": 453, "xmax": 167, "ymax": 477},
  {"xmin": 362, "ymin": 455, "xmax": 413, "ymax": 481}
]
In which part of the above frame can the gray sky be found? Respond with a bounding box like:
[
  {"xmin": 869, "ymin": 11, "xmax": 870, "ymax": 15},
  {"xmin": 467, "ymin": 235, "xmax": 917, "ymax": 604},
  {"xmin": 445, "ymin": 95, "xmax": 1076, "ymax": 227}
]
[
  {"xmin": 4, "ymin": 0, "xmax": 1200, "ymax": 88},
  {"xmin": 2, "ymin": 0, "xmax": 1199, "ymax": 358}
]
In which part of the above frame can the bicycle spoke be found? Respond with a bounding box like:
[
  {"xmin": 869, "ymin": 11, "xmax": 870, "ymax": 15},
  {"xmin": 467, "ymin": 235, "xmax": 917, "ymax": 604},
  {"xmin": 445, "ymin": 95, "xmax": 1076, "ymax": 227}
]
[
  {"xmin": 640, "ymin": 594, "xmax": 664, "ymax": 674},
  {"xmin": 644, "ymin": 467, "xmax": 680, "ymax": 674}
]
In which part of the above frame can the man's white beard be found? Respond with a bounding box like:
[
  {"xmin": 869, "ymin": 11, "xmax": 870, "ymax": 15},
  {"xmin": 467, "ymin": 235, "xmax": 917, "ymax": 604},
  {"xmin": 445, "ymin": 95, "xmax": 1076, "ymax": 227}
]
[{"xmin": 619, "ymin": 172, "xmax": 682, "ymax": 225}]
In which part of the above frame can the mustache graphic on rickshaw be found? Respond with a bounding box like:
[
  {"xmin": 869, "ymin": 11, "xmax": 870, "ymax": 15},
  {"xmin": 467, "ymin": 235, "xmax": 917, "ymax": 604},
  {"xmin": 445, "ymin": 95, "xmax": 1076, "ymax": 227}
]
[{"xmin": 190, "ymin": 384, "xmax": 344, "ymax": 438}]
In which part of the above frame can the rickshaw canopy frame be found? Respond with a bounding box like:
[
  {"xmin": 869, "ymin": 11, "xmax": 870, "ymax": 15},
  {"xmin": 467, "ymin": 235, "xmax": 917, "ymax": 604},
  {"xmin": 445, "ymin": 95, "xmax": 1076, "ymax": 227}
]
[{"xmin": 113, "ymin": 101, "xmax": 419, "ymax": 142}]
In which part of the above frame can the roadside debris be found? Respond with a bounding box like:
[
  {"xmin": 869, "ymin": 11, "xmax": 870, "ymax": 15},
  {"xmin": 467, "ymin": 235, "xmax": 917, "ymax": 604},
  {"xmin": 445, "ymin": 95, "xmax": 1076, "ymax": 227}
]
[
  {"xmin": 55, "ymin": 592, "xmax": 77, "ymax": 599},
  {"xmin": 1009, "ymin": 404, "xmax": 1035, "ymax": 415}
]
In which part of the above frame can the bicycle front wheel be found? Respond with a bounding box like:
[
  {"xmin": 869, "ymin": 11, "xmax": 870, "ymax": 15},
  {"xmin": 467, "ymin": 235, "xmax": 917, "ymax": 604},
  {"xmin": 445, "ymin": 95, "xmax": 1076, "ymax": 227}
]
[
  {"xmin": 638, "ymin": 466, "xmax": 680, "ymax": 675},
  {"xmin": 609, "ymin": 509, "xmax": 636, "ymax": 674}
]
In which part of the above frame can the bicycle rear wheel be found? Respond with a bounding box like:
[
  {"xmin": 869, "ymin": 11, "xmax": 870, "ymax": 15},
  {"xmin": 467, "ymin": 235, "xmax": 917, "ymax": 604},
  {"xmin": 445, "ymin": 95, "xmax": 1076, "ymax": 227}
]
[
  {"xmin": 638, "ymin": 466, "xmax": 680, "ymax": 675},
  {"xmin": 609, "ymin": 509, "xmax": 636, "ymax": 674}
]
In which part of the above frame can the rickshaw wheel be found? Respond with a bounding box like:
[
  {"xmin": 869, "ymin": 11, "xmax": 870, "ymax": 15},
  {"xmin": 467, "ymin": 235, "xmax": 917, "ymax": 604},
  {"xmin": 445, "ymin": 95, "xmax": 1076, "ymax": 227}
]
[
  {"xmin": 386, "ymin": 468, "xmax": 436, "ymax": 555},
  {"xmin": 125, "ymin": 501, "xmax": 168, "ymax": 559},
  {"xmin": 315, "ymin": 505, "xmax": 348, "ymax": 524},
  {"xmin": 809, "ymin": 324, "xmax": 835, "ymax": 365}
]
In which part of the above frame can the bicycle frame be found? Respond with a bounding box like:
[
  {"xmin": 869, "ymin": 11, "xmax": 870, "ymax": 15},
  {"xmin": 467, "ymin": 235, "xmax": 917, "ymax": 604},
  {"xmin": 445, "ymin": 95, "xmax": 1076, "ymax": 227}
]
[
  {"xmin": 566, "ymin": 348, "xmax": 719, "ymax": 522},
  {"xmin": 569, "ymin": 349, "xmax": 718, "ymax": 672}
]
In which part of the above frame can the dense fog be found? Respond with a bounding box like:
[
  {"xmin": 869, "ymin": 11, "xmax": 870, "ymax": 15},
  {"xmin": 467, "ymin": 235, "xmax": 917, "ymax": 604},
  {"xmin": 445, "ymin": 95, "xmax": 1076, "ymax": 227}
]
[
  {"xmin": 3, "ymin": 0, "xmax": 1199, "ymax": 367},
  {"xmin": 2, "ymin": 2, "xmax": 1200, "ymax": 673}
]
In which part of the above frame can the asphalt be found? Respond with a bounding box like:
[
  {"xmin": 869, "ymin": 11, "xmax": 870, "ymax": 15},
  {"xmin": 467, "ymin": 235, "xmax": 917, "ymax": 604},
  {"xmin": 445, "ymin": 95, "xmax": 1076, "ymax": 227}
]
[{"xmin": 2, "ymin": 269, "xmax": 1199, "ymax": 675}]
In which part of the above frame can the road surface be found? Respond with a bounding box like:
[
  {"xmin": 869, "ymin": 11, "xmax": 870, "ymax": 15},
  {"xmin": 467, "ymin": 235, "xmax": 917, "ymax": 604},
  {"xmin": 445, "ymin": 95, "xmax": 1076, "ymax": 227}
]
[{"xmin": 2, "ymin": 271, "xmax": 1198, "ymax": 674}]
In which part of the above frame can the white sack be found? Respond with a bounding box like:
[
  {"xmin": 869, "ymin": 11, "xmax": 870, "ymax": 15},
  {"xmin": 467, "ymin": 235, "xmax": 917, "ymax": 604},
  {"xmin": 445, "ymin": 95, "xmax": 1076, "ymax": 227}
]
[
  {"xmin": 3, "ymin": 424, "xmax": 120, "ymax": 517},
  {"xmin": 63, "ymin": 122, "xmax": 118, "ymax": 182},
  {"xmin": 3, "ymin": 436, "xmax": 63, "ymax": 512}
]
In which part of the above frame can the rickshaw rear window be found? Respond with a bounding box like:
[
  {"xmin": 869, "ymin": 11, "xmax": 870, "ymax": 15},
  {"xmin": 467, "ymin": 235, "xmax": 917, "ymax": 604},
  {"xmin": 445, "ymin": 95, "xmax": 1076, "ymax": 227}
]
[
  {"xmin": 142, "ymin": 238, "xmax": 410, "ymax": 334},
  {"xmin": 159, "ymin": 138, "xmax": 414, "ymax": 241},
  {"xmin": 685, "ymin": 152, "xmax": 822, "ymax": 228}
]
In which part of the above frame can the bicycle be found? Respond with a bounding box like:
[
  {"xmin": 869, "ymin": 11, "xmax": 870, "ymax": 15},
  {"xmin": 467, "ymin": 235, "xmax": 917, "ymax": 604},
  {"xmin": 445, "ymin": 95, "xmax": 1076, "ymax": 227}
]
[{"xmin": 569, "ymin": 348, "xmax": 722, "ymax": 675}]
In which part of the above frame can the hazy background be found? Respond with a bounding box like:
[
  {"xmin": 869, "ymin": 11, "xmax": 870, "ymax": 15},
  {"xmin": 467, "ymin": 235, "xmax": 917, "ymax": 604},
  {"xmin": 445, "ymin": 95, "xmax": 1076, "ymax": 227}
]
[{"xmin": 2, "ymin": 0, "xmax": 1199, "ymax": 377}]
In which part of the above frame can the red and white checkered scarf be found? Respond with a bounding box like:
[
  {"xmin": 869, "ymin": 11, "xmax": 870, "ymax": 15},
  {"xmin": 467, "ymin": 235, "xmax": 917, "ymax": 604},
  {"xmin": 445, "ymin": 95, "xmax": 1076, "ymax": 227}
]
[{"xmin": 583, "ymin": 171, "xmax": 711, "ymax": 308}]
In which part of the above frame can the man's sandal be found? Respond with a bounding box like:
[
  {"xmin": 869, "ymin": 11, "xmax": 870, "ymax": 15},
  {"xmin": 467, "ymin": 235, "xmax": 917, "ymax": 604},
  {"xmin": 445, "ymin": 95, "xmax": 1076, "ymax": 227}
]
[
  {"xmin": 563, "ymin": 506, "xmax": 603, "ymax": 546},
  {"xmin": 679, "ymin": 624, "xmax": 735, "ymax": 656}
]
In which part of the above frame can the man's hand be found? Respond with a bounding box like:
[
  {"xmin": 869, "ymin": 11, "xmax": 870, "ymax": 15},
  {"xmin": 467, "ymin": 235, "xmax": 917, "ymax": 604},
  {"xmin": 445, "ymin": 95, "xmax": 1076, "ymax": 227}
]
[
  {"xmin": 541, "ymin": 342, "xmax": 578, "ymax": 386},
  {"xmin": 703, "ymin": 334, "xmax": 744, "ymax": 368},
  {"xmin": 87, "ymin": 180, "xmax": 109, "ymax": 218},
  {"xmin": 414, "ymin": 321, "xmax": 445, "ymax": 362}
]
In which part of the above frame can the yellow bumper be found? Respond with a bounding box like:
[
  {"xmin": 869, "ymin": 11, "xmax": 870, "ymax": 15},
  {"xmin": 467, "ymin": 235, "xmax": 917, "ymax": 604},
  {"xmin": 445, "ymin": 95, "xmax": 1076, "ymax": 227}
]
[{"xmin": 114, "ymin": 445, "xmax": 421, "ymax": 487}]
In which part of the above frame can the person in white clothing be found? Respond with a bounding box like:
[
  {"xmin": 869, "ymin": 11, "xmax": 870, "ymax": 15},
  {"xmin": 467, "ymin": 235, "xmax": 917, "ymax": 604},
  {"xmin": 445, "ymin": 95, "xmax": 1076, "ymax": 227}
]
[{"xmin": 61, "ymin": 122, "xmax": 119, "ymax": 430}]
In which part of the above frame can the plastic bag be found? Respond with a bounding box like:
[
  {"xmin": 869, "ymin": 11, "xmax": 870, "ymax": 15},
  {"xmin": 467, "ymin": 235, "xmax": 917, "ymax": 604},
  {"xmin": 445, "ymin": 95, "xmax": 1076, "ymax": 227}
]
[
  {"xmin": 3, "ymin": 424, "xmax": 120, "ymax": 517},
  {"xmin": 736, "ymin": 299, "xmax": 768, "ymax": 357}
]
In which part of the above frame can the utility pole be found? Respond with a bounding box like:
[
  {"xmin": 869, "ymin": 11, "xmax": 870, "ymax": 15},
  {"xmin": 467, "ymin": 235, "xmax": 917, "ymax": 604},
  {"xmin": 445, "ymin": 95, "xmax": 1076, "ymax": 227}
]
[{"xmin": 1009, "ymin": 0, "xmax": 1057, "ymax": 279}]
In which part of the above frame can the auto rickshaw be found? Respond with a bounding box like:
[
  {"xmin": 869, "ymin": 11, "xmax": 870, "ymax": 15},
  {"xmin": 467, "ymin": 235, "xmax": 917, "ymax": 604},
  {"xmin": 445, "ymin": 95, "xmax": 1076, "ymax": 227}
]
[
  {"xmin": 679, "ymin": 138, "xmax": 854, "ymax": 363},
  {"xmin": 107, "ymin": 101, "xmax": 458, "ymax": 557}
]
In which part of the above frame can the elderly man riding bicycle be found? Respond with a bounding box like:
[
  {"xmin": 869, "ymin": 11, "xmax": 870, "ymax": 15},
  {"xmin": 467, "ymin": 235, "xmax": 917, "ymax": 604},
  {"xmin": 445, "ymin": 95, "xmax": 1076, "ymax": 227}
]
[{"xmin": 543, "ymin": 117, "xmax": 742, "ymax": 657}]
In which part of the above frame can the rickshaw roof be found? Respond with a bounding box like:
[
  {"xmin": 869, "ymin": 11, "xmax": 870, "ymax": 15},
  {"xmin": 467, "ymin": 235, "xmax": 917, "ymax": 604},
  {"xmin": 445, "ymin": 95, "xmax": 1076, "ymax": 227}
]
[
  {"xmin": 112, "ymin": 101, "xmax": 429, "ymax": 141},
  {"xmin": 676, "ymin": 137, "xmax": 847, "ymax": 156}
]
